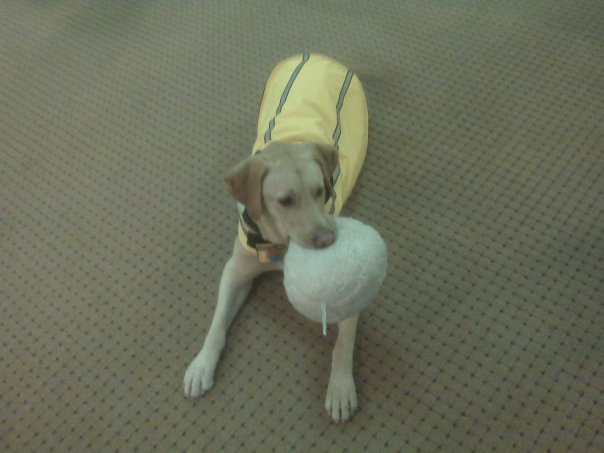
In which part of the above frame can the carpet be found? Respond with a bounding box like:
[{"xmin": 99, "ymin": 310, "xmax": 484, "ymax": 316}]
[{"xmin": 2, "ymin": 1, "xmax": 603, "ymax": 451}]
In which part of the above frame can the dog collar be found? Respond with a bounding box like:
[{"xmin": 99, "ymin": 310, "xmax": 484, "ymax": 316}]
[{"xmin": 239, "ymin": 209, "xmax": 288, "ymax": 263}]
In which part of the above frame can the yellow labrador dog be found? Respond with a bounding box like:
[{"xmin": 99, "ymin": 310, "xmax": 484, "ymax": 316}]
[{"xmin": 184, "ymin": 54, "xmax": 368, "ymax": 423}]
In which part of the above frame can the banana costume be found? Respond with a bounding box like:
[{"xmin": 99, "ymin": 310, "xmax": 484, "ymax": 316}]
[{"xmin": 239, "ymin": 53, "xmax": 369, "ymax": 262}]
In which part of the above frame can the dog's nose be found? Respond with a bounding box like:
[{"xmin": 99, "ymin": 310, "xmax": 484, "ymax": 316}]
[{"xmin": 314, "ymin": 230, "xmax": 335, "ymax": 248}]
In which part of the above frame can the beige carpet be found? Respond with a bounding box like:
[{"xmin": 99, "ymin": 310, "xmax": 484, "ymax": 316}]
[{"xmin": 2, "ymin": 1, "xmax": 603, "ymax": 452}]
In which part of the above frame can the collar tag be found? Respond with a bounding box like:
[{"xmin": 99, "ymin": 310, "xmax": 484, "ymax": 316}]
[{"xmin": 256, "ymin": 243, "xmax": 288, "ymax": 263}]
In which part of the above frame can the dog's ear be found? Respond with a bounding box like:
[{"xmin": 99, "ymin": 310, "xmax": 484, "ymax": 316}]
[
  {"xmin": 312, "ymin": 143, "xmax": 339, "ymax": 197},
  {"xmin": 225, "ymin": 156, "xmax": 268, "ymax": 220},
  {"xmin": 313, "ymin": 143, "xmax": 339, "ymax": 176}
]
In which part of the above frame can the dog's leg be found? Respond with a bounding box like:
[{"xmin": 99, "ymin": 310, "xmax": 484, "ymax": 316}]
[
  {"xmin": 325, "ymin": 314, "xmax": 359, "ymax": 422},
  {"xmin": 184, "ymin": 239, "xmax": 264, "ymax": 398}
]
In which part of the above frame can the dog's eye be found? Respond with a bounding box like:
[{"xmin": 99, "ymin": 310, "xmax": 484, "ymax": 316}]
[
  {"xmin": 278, "ymin": 195, "xmax": 294, "ymax": 207},
  {"xmin": 315, "ymin": 187, "xmax": 324, "ymax": 198}
]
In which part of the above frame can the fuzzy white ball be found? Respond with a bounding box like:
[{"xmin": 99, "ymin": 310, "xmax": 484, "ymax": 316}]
[{"xmin": 283, "ymin": 217, "xmax": 388, "ymax": 325}]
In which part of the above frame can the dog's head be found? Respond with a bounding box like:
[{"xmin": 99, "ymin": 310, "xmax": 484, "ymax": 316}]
[{"xmin": 225, "ymin": 142, "xmax": 338, "ymax": 249}]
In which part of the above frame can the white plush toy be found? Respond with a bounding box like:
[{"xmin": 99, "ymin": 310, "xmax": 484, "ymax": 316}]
[{"xmin": 283, "ymin": 217, "xmax": 388, "ymax": 334}]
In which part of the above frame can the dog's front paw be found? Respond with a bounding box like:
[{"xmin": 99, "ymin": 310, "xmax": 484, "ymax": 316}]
[
  {"xmin": 325, "ymin": 373, "xmax": 358, "ymax": 423},
  {"xmin": 183, "ymin": 349, "xmax": 219, "ymax": 398}
]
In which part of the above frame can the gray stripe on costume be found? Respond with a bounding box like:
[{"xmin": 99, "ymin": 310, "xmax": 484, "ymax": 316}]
[
  {"xmin": 331, "ymin": 70, "xmax": 354, "ymax": 184},
  {"xmin": 263, "ymin": 53, "xmax": 310, "ymax": 143}
]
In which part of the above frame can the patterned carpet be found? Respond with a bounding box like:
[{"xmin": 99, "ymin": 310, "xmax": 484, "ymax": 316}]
[{"xmin": 2, "ymin": 1, "xmax": 603, "ymax": 451}]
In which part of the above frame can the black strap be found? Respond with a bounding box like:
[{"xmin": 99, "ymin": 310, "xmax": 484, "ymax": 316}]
[{"xmin": 240, "ymin": 209, "xmax": 266, "ymax": 248}]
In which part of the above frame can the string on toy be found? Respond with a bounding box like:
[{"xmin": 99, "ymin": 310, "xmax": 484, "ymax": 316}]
[{"xmin": 322, "ymin": 303, "xmax": 327, "ymax": 336}]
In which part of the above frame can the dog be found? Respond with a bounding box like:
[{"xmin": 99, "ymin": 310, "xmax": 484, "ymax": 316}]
[{"xmin": 183, "ymin": 53, "xmax": 368, "ymax": 422}]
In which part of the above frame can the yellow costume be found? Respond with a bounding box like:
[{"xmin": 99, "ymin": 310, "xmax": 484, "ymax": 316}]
[{"xmin": 239, "ymin": 53, "xmax": 369, "ymax": 261}]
